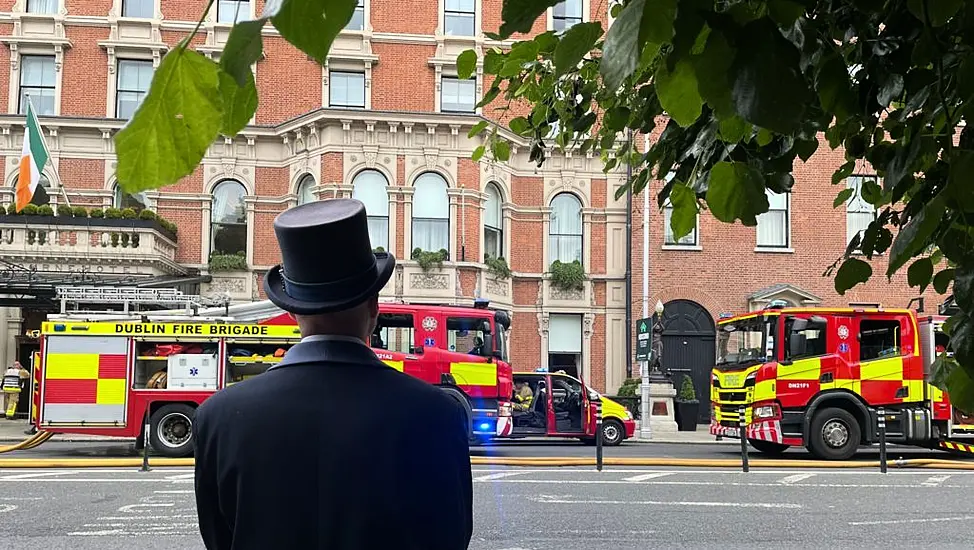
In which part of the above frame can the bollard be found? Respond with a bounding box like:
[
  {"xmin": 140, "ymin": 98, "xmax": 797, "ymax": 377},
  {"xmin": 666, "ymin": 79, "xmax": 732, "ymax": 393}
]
[
  {"xmin": 141, "ymin": 403, "xmax": 151, "ymax": 472},
  {"xmin": 739, "ymin": 406, "xmax": 749, "ymax": 473},
  {"xmin": 878, "ymin": 407, "xmax": 887, "ymax": 474},
  {"xmin": 595, "ymin": 399, "xmax": 603, "ymax": 472}
]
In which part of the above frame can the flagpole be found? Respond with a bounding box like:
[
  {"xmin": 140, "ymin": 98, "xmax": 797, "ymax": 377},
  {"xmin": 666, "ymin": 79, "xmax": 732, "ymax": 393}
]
[{"xmin": 24, "ymin": 94, "xmax": 70, "ymax": 208}]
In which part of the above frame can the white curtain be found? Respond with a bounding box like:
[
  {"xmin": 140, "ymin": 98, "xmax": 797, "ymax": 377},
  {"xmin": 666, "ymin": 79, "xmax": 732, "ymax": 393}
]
[
  {"xmin": 20, "ymin": 56, "xmax": 55, "ymax": 115},
  {"xmin": 412, "ymin": 173, "xmax": 449, "ymax": 252},
  {"xmin": 211, "ymin": 180, "xmax": 246, "ymax": 224},
  {"xmin": 548, "ymin": 314, "xmax": 582, "ymax": 353},
  {"xmin": 549, "ymin": 193, "xmax": 582, "ymax": 263},
  {"xmin": 756, "ymin": 190, "xmax": 788, "ymax": 247},
  {"xmin": 296, "ymin": 174, "xmax": 316, "ymax": 205},
  {"xmin": 27, "ymin": 0, "xmax": 56, "ymax": 14},
  {"xmin": 352, "ymin": 170, "xmax": 390, "ymax": 250},
  {"xmin": 484, "ymin": 183, "xmax": 503, "ymax": 258},
  {"xmin": 846, "ymin": 176, "xmax": 876, "ymax": 246}
]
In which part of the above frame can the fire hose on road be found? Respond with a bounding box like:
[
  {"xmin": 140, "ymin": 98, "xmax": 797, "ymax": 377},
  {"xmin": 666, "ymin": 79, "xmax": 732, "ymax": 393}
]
[{"xmin": 0, "ymin": 430, "xmax": 53, "ymax": 454}]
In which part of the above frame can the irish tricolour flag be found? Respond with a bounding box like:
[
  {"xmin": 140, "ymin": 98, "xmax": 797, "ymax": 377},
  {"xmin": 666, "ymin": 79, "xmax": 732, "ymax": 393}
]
[{"xmin": 16, "ymin": 100, "xmax": 50, "ymax": 212}]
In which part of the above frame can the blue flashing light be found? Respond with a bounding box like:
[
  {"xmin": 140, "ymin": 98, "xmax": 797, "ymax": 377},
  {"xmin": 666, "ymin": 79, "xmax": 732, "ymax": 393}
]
[{"xmin": 53, "ymin": 324, "xmax": 66, "ymax": 332}]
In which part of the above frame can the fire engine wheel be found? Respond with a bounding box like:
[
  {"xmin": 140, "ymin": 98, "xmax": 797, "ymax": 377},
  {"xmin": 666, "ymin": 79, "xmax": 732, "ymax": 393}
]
[
  {"xmin": 748, "ymin": 439, "xmax": 790, "ymax": 456},
  {"xmin": 808, "ymin": 407, "xmax": 861, "ymax": 461},
  {"xmin": 149, "ymin": 404, "xmax": 197, "ymax": 458}
]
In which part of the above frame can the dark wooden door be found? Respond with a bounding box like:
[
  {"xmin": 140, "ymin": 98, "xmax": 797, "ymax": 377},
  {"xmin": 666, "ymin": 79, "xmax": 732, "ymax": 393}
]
[{"xmin": 657, "ymin": 300, "xmax": 716, "ymax": 424}]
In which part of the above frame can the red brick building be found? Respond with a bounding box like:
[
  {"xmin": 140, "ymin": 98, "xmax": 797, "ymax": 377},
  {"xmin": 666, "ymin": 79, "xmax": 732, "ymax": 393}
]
[{"xmin": 0, "ymin": 0, "xmax": 940, "ymax": 419}]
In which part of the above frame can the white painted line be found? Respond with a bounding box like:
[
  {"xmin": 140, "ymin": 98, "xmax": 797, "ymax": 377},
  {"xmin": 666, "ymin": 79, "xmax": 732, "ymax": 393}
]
[
  {"xmin": 530, "ymin": 495, "xmax": 801, "ymax": 509},
  {"xmin": 166, "ymin": 474, "xmax": 195, "ymax": 480},
  {"xmin": 622, "ymin": 472, "xmax": 674, "ymax": 482},
  {"xmin": 69, "ymin": 530, "xmax": 125, "ymax": 536},
  {"xmin": 473, "ymin": 471, "xmax": 529, "ymax": 481},
  {"xmin": 922, "ymin": 475, "xmax": 951, "ymax": 486},
  {"xmin": 778, "ymin": 473, "xmax": 816, "ymax": 484},
  {"xmin": 118, "ymin": 503, "xmax": 174, "ymax": 513},
  {"xmin": 97, "ymin": 514, "xmax": 198, "ymax": 521},
  {"xmin": 154, "ymin": 490, "xmax": 194, "ymax": 494},
  {"xmin": 0, "ymin": 471, "xmax": 84, "ymax": 480},
  {"xmin": 0, "ymin": 504, "xmax": 17, "ymax": 513},
  {"xmin": 474, "ymin": 478, "xmax": 954, "ymax": 489},
  {"xmin": 850, "ymin": 515, "xmax": 974, "ymax": 526}
]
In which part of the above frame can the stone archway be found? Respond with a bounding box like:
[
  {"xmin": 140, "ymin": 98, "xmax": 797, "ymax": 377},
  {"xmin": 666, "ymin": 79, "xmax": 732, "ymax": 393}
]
[{"xmin": 658, "ymin": 299, "xmax": 716, "ymax": 424}]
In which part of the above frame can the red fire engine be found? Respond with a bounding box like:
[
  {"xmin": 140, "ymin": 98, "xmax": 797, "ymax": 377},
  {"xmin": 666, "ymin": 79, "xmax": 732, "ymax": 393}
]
[
  {"xmin": 710, "ymin": 300, "xmax": 973, "ymax": 460},
  {"xmin": 32, "ymin": 300, "xmax": 513, "ymax": 457}
]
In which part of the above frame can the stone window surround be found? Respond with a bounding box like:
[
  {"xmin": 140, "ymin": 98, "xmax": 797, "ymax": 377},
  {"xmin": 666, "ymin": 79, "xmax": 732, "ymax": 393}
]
[
  {"xmin": 104, "ymin": 51, "xmax": 161, "ymax": 119},
  {"xmin": 324, "ymin": 62, "xmax": 374, "ymax": 110},
  {"xmin": 537, "ymin": 310, "xmax": 596, "ymax": 382},
  {"xmin": 480, "ymin": 180, "xmax": 509, "ymax": 261},
  {"xmin": 547, "ymin": 0, "xmax": 591, "ymax": 31},
  {"xmin": 3, "ymin": 42, "xmax": 69, "ymax": 117},
  {"xmin": 434, "ymin": 69, "xmax": 482, "ymax": 115},
  {"xmin": 14, "ymin": 0, "xmax": 66, "ymax": 15},
  {"xmin": 543, "ymin": 190, "xmax": 591, "ymax": 270},
  {"xmin": 437, "ymin": 0, "xmax": 483, "ymax": 37},
  {"xmin": 201, "ymin": 174, "xmax": 256, "ymax": 269},
  {"xmin": 109, "ymin": 0, "xmax": 162, "ymax": 19}
]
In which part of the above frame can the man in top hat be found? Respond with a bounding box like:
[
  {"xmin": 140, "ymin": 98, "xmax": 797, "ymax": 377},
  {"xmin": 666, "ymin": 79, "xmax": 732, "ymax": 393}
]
[{"xmin": 193, "ymin": 199, "xmax": 473, "ymax": 550}]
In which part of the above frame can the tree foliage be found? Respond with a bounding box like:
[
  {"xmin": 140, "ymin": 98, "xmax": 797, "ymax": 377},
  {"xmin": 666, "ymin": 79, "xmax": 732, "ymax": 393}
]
[{"xmin": 112, "ymin": 0, "xmax": 974, "ymax": 408}]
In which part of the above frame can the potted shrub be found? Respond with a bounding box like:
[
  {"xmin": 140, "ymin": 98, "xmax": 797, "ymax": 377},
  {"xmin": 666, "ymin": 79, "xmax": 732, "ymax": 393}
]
[
  {"xmin": 37, "ymin": 205, "xmax": 55, "ymax": 217},
  {"xmin": 71, "ymin": 206, "xmax": 89, "ymax": 218},
  {"xmin": 89, "ymin": 208, "xmax": 105, "ymax": 219},
  {"xmin": 411, "ymin": 247, "xmax": 448, "ymax": 273},
  {"xmin": 549, "ymin": 259, "xmax": 585, "ymax": 291},
  {"xmin": 484, "ymin": 254, "xmax": 511, "ymax": 280},
  {"xmin": 56, "ymin": 204, "xmax": 73, "ymax": 217},
  {"xmin": 674, "ymin": 375, "xmax": 699, "ymax": 432},
  {"xmin": 209, "ymin": 252, "xmax": 248, "ymax": 272}
]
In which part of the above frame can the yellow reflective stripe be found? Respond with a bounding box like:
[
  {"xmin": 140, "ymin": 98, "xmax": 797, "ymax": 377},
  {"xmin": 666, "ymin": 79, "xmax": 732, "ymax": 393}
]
[
  {"xmin": 96, "ymin": 378, "xmax": 126, "ymax": 405},
  {"xmin": 929, "ymin": 383, "xmax": 945, "ymax": 402},
  {"xmin": 859, "ymin": 357, "xmax": 903, "ymax": 381},
  {"xmin": 777, "ymin": 357, "xmax": 821, "ymax": 380},
  {"xmin": 383, "ymin": 360, "xmax": 404, "ymax": 372},
  {"xmin": 901, "ymin": 379, "xmax": 925, "ymax": 402},
  {"xmin": 45, "ymin": 353, "xmax": 99, "ymax": 379},
  {"xmin": 827, "ymin": 379, "xmax": 862, "ymax": 394},
  {"xmin": 450, "ymin": 362, "xmax": 497, "ymax": 386},
  {"xmin": 753, "ymin": 379, "xmax": 775, "ymax": 401}
]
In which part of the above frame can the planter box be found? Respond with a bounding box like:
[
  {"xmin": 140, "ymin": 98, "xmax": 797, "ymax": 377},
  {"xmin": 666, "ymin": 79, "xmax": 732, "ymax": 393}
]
[
  {"xmin": 0, "ymin": 215, "xmax": 177, "ymax": 242},
  {"xmin": 675, "ymin": 400, "xmax": 700, "ymax": 431}
]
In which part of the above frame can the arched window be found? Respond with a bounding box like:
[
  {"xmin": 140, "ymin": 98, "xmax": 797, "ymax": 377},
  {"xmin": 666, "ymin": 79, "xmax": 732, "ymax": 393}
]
[
  {"xmin": 11, "ymin": 174, "xmax": 51, "ymax": 206},
  {"xmin": 351, "ymin": 170, "xmax": 389, "ymax": 250},
  {"xmin": 484, "ymin": 182, "xmax": 503, "ymax": 260},
  {"xmin": 296, "ymin": 174, "xmax": 316, "ymax": 206},
  {"xmin": 113, "ymin": 183, "xmax": 147, "ymax": 211},
  {"xmin": 412, "ymin": 172, "xmax": 450, "ymax": 253},
  {"xmin": 210, "ymin": 180, "xmax": 248, "ymax": 257},
  {"xmin": 549, "ymin": 192, "xmax": 582, "ymax": 264}
]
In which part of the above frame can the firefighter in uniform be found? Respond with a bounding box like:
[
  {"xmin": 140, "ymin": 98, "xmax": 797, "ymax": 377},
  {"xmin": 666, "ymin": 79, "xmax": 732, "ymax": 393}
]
[{"xmin": 3, "ymin": 361, "xmax": 29, "ymax": 419}]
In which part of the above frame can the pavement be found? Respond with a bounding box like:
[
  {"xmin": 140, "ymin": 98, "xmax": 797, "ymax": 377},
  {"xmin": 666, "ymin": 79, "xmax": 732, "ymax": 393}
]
[{"xmin": 0, "ymin": 466, "xmax": 972, "ymax": 549}]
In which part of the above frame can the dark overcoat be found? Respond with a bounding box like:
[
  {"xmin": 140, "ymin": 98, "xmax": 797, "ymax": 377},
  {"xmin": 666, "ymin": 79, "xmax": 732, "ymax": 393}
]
[{"xmin": 193, "ymin": 337, "xmax": 474, "ymax": 550}]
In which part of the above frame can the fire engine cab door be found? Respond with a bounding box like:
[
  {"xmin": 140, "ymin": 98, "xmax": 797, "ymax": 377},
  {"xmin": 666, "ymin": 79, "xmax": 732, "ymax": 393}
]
[{"xmin": 41, "ymin": 335, "xmax": 128, "ymax": 425}]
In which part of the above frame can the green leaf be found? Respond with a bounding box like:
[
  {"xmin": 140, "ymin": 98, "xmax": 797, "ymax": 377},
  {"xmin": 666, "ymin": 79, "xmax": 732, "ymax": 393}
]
[
  {"xmin": 220, "ymin": 19, "xmax": 266, "ymax": 87},
  {"xmin": 457, "ymin": 50, "xmax": 478, "ymax": 80},
  {"xmin": 930, "ymin": 353, "xmax": 957, "ymax": 393},
  {"xmin": 835, "ymin": 258, "xmax": 873, "ymax": 295},
  {"xmin": 642, "ymin": 0, "xmax": 677, "ymax": 44},
  {"xmin": 877, "ymin": 74, "xmax": 904, "ymax": 107},
  {"xmin": 831, "ymin": 160, "xmax": 855, "ymax": 185},
  {"xmin": 114, "ymin": 49, "xmax": 224, "ymax": 195},
  {"xmin": 794, "ymin": 137, "xmax": 819, "ymax": 161},
  {"xmin": 907, "ymin": 257, "xmax": 934, "ymax": 293},
  {"xmin": 833, "ymin": 187, "xmax": 854, "ymax": 208},
  {"xmin": 956, "ymin": 263, "xmax": 974, "ymax": 312},
  {"xmin": 718, "ymin": 116, "xmax": 748, "ymax": 143},
  {"xmin": 508, "ymin": 116, "xmax": 531, "ymax": 135},
  {"xmin": 887, "ymin": 195, "xmax": 946, "ymax": 278},
  {"xmin": 756, "ymin": 127, "xmax": 773, "ymax": 146},
  {"xmin": 861, "ymin": 178, "xmax": 884, "ymax": 205},
  {"xmin": 947, "ymin": 363, "xmax": 974, "ymax": 416},
  {"xmin": 949, "ymin": 312, "xmax": 974, "ymax": 370},
  {"xmin": 472, "ymin": 145, "xmax": 486, "ymax": 162},
  {"xmin": 692, "ymin": 30, "xmax": 735, "ymax": 118},
  {"xmin": 492, "ymin": 139, "xmax": 511, "ymax": 162},
  {"xmin": 218, "ymin": 70, "xmax": 258, "ymax": 136},
  {"xmin": 601, "ymin": 0, "xmax": 647, "ymax": 91},
  {"xmin": 934, "ymin": 268, "xmax": 956, "ymax": 294},
  {"xmin": 947, "ymin": 151, "xmax": 974, "ymax": 211},
  {"xmin": 907, "ymin": 0, "xmax": 962, "ymax": 27},
  {"xmin": 655, "ymin": 57, "xmax": 703, "ymax": 127},
  {"xmin": 499, "ymin": 0, "xmax": 562, "ymax": 39},
  {"xmin": 483, "ymin": 49, "xmax": 505, "ymax": 74},
  {"xmin": 271, "ymin": 0, "xmax": 358, "ymax": 64},
  {"xmin": 468, "ymin": 120, "xmax": 488, "ymax": 138},
  {"xmin": 730, "ymin": 20, "xmax": 812, "ymax": 134},
  {"xmin": 768, "ymin": 0, "xmax": 804, "ymax": 27},
  {"xmin": 554, "ymin": 21, "xmax": 602, "ymax": 76},
  {"xmin": 669, "ymin": 182, "xmax": 697, "ymax": 240},
  {"xmin": 706, "ymin": 161, "xmax": 769, "ymax": 226}
]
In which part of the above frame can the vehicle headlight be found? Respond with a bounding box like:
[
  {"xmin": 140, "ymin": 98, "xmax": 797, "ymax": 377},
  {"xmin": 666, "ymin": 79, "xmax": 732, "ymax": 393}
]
[
  {"xmin": 745, "ymin": 371, "xmax": 757, "ymax": 384},
  {"xmin": 753, "ymin": 405, "xmax": 777, "ymax": 419},
  {"xmin": 625, "ymin": 410, "xmax": 634, "ymax": 420}
]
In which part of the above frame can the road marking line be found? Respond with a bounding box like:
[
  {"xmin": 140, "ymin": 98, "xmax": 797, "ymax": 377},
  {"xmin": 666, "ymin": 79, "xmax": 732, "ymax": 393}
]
[
  {"xmin": 0, "ymin": 504, "xmax": 17, "ymax": 513},
  {"xmin": 473, "ymin": 471, "xmax": 529, "ymax": 481},
  {"xmin": 622, "ymin": 472, "xmax": 674, "ymax": 482},
  {"xmin": 68, "ymin": 530, "xmax": 124, "ymax": 536},
  {"xmin": 118, "ymin": 503, "xmax": 174, "ymax": 513},
  {"xmin": 165, "ymin": 474, "xmax": 195, "ymax": 480},
  {"xmin": 778, "ymin": 473, "xmax": 816, "ymax": 484},
  {"xmin": 474, "ymin": 478, "xmax": 951, "ymax": 489},
  {"xmin": 97, "ymin": 514, "xmax": 198, "ymax": 521},
  {"xmin": 154, "ymin": 490, "xmax": 194, "ymax": 494},
  {"xmin": 922, "ymin": 475, "xmax": 951, "ymax": 486},
  {"xmin": 0, "ymin": 471, "xmax": 80, "ymax": 480},
  {"xmin": 849, "ymin": 515, "xmax": 974, "ymax": 526},
  {"xmin": 530, "ymin": 495, "xmax": 801, "ymax": 509}
]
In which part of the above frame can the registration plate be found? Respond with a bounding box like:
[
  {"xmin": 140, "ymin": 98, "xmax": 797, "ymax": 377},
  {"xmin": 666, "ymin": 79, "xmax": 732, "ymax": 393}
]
[
  {"xmin": 723, "ymin": 375, "xmax": 742, "ymax": 387},
  {"xmin": 723, "ymin": 427, "xmax": 740, "ymax": 438}
]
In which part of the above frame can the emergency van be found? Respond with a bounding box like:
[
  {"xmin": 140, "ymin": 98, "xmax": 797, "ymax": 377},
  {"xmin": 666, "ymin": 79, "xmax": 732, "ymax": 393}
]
[
  {"xmin": 709, "ymin": 302, "xmax": 973, "ymax": 460},
  {"xmin": 33, "ymin": 301, "xmax": 514, "ymax": 457}
]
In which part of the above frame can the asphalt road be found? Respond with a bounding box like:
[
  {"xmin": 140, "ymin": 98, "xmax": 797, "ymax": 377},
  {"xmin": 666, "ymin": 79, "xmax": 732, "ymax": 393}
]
[
  {"xmin": 5, "ymin": 439, "xmax": 971, "ymax": 462},
  {"xmin": 0, "ymin": 466, "xmax": 972, "ymax": 549}
]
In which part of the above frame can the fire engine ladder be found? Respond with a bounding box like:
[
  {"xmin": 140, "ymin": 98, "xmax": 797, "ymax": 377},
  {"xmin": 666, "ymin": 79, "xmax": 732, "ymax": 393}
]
[{"xmin": 54, "ymin": 286, "xmax": 230, "ymax": 316}]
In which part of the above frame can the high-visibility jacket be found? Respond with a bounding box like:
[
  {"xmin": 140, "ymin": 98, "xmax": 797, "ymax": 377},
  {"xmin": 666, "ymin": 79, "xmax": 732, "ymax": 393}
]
[{"xmin": 2, "ymin": 368, "xmax": 25, "ymax": 393}]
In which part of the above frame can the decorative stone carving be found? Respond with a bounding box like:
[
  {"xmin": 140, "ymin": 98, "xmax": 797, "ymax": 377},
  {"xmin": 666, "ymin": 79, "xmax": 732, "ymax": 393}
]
[
  {"xmin": 209, "ymin": 276, "xmax": 246, "ymax": 294},
  {"xmin": 221, "ymin": 159, "xmax": 236, "ymax": 179},
  {"xmin": 363, "ymin": 150, "xmax": 378, "ymax": 168},
  {"xmin": 538, "ymin": 312, "xmax": 549, "ymax": 336},
  {"xmin": 424, "ymin": 152, "xmax": 437, "ymax": 171},
  {"xmin": 485, "ymin": 277, "xmax": 508, "ymax": 297},
  {"xmin": 583, "ymin": 313, "xmax": 595, "ymax": 339},
  {"xmin": 395, "ymin": 266, "xmax": 404, "ymax": 296},
  {"xmin": 550, "ymin": 286, "xmax": 584, "ymax": 301},
  {"xmin": 410, "ymin": 273, "xmax": 449, "ymax": 290}
]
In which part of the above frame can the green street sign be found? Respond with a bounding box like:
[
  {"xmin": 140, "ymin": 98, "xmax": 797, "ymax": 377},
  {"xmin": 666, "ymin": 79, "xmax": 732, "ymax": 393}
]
[{"xmin": 635, "ymin": 316, "xmax": 652, "ymax": 361}]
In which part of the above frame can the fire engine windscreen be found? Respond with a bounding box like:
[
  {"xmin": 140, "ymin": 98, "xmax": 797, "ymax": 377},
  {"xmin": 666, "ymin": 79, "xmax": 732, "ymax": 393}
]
[{"xmin": 716, "ymin": 316, "xmax": 777, "ymax": 370}]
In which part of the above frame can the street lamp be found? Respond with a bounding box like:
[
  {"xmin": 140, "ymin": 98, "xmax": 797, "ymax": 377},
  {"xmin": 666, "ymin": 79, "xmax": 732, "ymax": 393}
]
[{"xmin": 648, "ymin": 300, "xmax": 668, "ymax": 382}]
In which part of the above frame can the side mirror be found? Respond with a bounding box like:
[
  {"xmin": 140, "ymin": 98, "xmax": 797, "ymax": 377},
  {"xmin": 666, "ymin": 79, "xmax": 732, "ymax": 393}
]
[
  {"xmin": 413, "ymin": 345, "xmax": 424, "ymax": 355},
  {"xmin": 789, "ymin": 333, "xmax": 807, "ymax": 357}
]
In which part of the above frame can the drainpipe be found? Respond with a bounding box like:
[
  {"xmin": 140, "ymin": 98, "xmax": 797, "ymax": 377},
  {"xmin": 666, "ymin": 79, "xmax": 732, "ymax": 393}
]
[{"xmin": 625, "ymin": 129, "xmax": 633, "ymax": 380}]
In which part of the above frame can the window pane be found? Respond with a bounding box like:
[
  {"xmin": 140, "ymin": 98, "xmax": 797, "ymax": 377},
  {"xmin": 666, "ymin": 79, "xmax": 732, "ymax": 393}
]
[
  {"xmin": 346, "ymin": 7, "xmax": 365, "ymax": 30},
  {"xmin": 211, "ymin": 180, "xmax": 247, "ymax": 224},
  {"xmin": 484, "ymin": 183, "xmax": 502, "ymax": 228},
  {"xmin": 444, "ymin": 13, "xmax": 475, "ymax": 35},
  {"xmin": 446, "ymin": 0, "xmax": 475, "ymax": 11},
  {"xmin": 485, "ymin": 227, "xmax": 502, "ymax": 258},
  {"xmin": 122, "ymin": 0, "xmax": 153, "ymax": 18},
  {"xmin": 847, "ymin": 211, "xmax": 874, "ymax": 245},
  {"xmin": 412, "ymin": 218, "xmax": 449, "ymax": 252},
  {"xmin": 21, "ymin": 56, "xmax": 55, "ymax": 87},
  {"xmin": 330, "ymin": 72, "xmax": 365, "ymax": 108},
  {"xmin": 116, "ymin": 92, "xmax": 143, "ymax": 119},
  {"xmin": 663, "ymin": 205, "xmax": 696, "ymax": 246},
  {"xmin": 27, "ymin": 0, "xmax": 56, "ymax": 14},
  {"xmin": 296, "ymin": 175, "xmax": 316, "ymax": 205},
  {"xmin": 766, "ymin": 190, "xmax": 788, "ymax": 210},
  {"xmin": 217, "ymin": 0, "xmax": 250, "ymax": 23},
  {"xmin": 20, "ymin": 88, "xmax": 55, "ymax": 115},
  {"xmin": 549, "ymin": 193, "xmax": 582, "ymax": 235},
  {"xmin": 413, "ymin": 173, "xmax": 449, "ymax": 219},
  {"xmin": 550, "ymin": 235, "xmax": 582, "ymax": 263},
  {"xmin": 553, "ymin": 0, "xmax": 582, "ymax": 18},
  {"xmin": 756, "ymin": 210, "xmax": 788, "ymax": 247},
  {"xmin": 212, "ymin": 223, "xmax": 247, "ymax": 256},
  {"xmin": 352, "ymin": 170, "xmax": 389, "ymax": 216},
  {"xmin": 859, "ymin": 320, "xmax": 901, "ymax": 361},
  {"xmin": 368, "ymin": 216, "xmax": 389, "ymax": 250},
  {"xmin": 441, "ymin": 78, "xmax": 476, "ymax": 112}
]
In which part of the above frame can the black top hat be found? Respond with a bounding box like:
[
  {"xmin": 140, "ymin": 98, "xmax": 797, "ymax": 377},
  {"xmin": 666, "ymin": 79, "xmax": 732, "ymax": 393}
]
[{"xmin": 263, "ymin": 199, "xmax": 396, "ymax": 315}]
